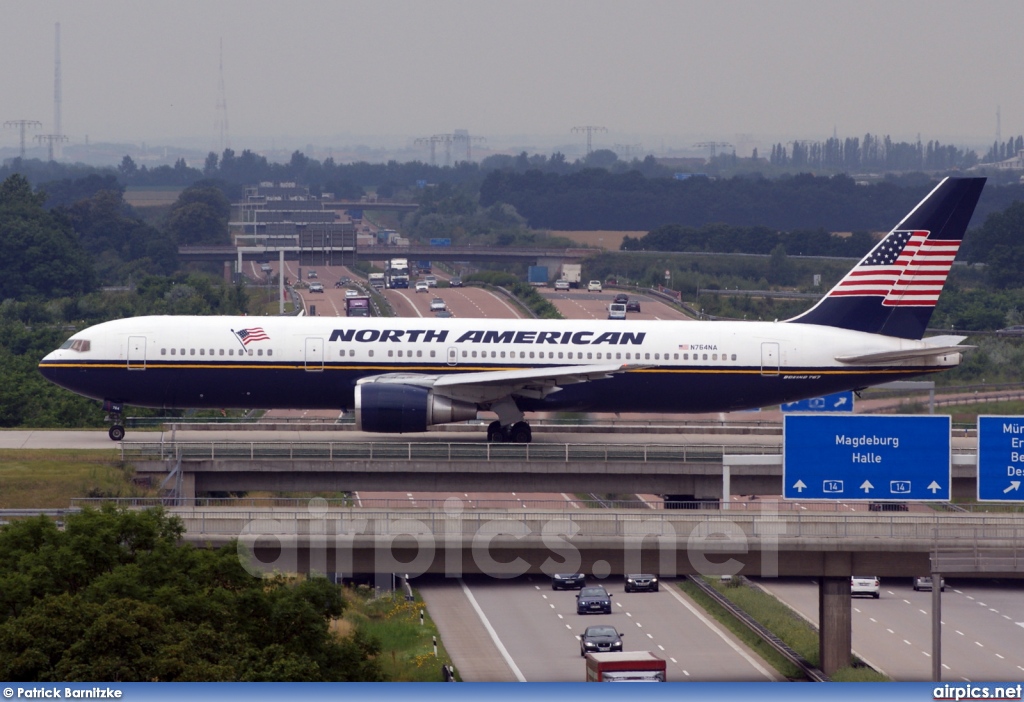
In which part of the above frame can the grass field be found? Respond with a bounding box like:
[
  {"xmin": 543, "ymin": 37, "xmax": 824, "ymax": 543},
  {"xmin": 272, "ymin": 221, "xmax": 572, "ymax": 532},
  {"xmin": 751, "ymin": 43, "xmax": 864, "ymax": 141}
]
[
  {"xmin": 343, "ymin": 587, "xmax": 456, "ymax": 681},
  {"xmin": 549, "ymin": 230, "xmax": 645, "ymax": 250},
  {"xmin": 0, "ymin": 449, "xmax": 146, "ymax": 508}
]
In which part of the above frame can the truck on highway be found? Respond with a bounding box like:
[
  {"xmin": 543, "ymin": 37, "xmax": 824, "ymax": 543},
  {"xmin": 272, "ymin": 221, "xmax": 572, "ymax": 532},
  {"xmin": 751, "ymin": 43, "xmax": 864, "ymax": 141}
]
[
  {"xmin": 345, "ymin": 295, "xmax": 371, "ymax": 317},
  {"xmin": 584, "ymin": 651, "xmax": 666, "ymax": 682},
  {"xmin": 368, "ymin": 273, "xmax": 385, "ymax": 289},
  {"xmin": 561, "ymin": 263, "xmax": 582, "ymax": 288},
  {"xmin": 386, "ymin": 258, "xmax": 410, "ymax": 289}
]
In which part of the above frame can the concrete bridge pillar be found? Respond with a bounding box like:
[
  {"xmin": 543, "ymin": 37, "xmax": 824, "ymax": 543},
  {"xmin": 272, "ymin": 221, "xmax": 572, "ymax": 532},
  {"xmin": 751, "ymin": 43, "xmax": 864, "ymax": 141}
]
[{"xmin": 818, "ymin": 552, "xmax": 852, "ymax": 676}]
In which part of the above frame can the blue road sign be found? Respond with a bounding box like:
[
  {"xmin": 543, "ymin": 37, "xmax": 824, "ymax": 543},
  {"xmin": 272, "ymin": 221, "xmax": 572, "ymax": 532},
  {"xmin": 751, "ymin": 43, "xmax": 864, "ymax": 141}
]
[
  {"xmin": 781, "ymin": 391, "xmax": 855, "ymax": 413},
  {"xmin": 783, "ymin": 415, "xmax": 950, "ymax": 501},
  {"xmin": 977, "ymin": 416, "xmax": 1024, "ymax": 501},
  {"xmin": 429, "ymin": 238, "xmax": 452, "ymax": 246}
]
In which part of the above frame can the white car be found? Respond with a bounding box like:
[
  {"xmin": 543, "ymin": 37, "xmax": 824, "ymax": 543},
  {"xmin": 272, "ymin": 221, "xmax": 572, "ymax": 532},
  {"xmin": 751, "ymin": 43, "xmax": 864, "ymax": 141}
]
[
  {"xmin": 424, "ymin": 275, "xmax": 438, "ymax": 287},
  {"xmin": 429, "ymin": 297, "xmax": 446, "ymax": 312},
  {"xmin": 415, "ymin": 281, "xmax": 429, "ymax": 293},
  {"xmin": 344, "ymin": 289, "xmax": 358, "ymax": 298},
  {"xmin": 851, "ymin": 576, "xmax": 880, "ymax": 598},
  {"xmin": 587, "ymin": 280, "xmax": 603, "ymax": 292},
  {"xmin": 308, "ymin": 282, "xmax": 324, "ymax": 293},
  {"xmin": 554, "ymin": 279, "xmax": 570, "ymax": 291}
]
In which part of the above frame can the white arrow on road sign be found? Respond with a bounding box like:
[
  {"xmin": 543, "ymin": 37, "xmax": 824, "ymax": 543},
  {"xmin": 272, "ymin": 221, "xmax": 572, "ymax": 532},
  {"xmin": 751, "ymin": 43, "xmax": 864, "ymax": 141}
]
[
  {"xmin": 860, "ymin": 480, "xmax": 874, "ymax": 493},
  {"xmin": 793, "ymin": 480, "xmax": 806, "ymax": 493},
  {"xmin": 1004, "ymin": 480, "xmax": 1021, "ymax": 494},
  {"xmin": 927, "ymin": 481, "xmax": 942, "ymax": 494}
]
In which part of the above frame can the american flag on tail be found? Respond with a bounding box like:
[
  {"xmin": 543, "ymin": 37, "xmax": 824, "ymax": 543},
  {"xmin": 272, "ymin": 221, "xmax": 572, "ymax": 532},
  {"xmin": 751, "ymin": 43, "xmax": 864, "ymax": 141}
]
[
  {"xmin": 235, "ymin": 327, "xmax": 270, "ymax": 345},
  {"xmin": 828, "ymin": 230, "xmax": 960, "ymax": 307}
]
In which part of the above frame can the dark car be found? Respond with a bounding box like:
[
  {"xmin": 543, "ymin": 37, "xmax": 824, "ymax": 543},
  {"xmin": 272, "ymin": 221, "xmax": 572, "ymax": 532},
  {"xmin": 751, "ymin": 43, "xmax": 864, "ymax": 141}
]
[
  {"xmin": 624, "ymin": 574, "xmax": 659, "ymax": 592},
  {"xmin": 576, "ymin": 586, "xmax": 613, "ymax": 614},
  {"xmin": 613, "ymin": 292, "xmax": 629, "ymax": 304},
  {"xmin": 449, "ymin": 277, "xmax": 463, "ymax": 287},
  {"xmin": 551, "ymin": 573, "xmax": 586, "ymax": 590},
  {"xmin": 579, "ymin": 625, "xmax": 624, "ymax": 656},
  {"xmin": 626, "ymin": 299, "xmax": 641, "ymax": 312}
]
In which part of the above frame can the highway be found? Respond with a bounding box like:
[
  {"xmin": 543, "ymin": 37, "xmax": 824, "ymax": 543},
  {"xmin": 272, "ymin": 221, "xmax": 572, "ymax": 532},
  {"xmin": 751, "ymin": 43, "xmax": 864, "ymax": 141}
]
[
  {"xmin": 421, "ymin": 575, "xmax": 778, "ymax": 682},
  {"xmin": 755, "ymin": 577, "xmax": 1024, "ymax": 681}
]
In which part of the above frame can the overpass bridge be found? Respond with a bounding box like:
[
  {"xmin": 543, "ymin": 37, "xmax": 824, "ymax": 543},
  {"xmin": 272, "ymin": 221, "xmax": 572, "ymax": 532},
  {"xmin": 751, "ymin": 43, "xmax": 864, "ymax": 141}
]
[
  {"xmin": 124, "ymin": 440, "xmax": 982, "ymax": 501},
  {"xmin": 178, "ymin": 244, "xmax": 595, "ymax": 266},
  {"xmin": 80, "ymin": 499, "xmax": 1023, "ymax": 677}
]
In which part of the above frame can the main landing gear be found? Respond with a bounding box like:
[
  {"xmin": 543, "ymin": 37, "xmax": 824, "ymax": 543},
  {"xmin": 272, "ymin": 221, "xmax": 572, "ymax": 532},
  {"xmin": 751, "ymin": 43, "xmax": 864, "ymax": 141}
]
[
  {"xmin": 487, "ymin": 420, "xmax": 533, "ymax": 443},
  {"xmin": 103, "ymin": 400, "xmax": 125, "ymax": 441}
]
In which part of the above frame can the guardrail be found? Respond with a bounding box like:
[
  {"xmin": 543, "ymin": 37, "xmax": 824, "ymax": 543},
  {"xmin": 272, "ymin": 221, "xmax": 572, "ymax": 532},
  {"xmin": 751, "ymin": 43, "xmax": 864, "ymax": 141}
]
[
  {"xmin": 120, "ymin": 441, "xmax": 783, "ymax": 462},
  {"xmin": 686, "ymin": 575, "xmax": 829, "ymax": 682}
]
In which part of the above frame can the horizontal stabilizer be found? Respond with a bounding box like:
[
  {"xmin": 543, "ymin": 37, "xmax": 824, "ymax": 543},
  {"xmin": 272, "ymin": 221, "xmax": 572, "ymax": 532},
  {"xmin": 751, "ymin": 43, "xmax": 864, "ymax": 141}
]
[{"xmin": 835, "ymin": 337, "xmax": 972, "ymax": 365}]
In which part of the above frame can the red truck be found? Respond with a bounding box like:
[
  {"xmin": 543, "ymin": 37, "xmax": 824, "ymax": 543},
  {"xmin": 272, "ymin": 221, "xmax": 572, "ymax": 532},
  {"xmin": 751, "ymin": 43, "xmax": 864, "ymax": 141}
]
[{"xmin": 585, "ymin": 651, "xmax": 666, "ymax": 682}]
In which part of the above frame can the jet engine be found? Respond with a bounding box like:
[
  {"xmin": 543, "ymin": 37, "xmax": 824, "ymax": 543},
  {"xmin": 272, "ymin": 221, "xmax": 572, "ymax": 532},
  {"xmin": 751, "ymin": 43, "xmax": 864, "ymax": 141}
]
[{"xmin": 354, "ymin": 383, "xmax": 478, "ymax": 433}]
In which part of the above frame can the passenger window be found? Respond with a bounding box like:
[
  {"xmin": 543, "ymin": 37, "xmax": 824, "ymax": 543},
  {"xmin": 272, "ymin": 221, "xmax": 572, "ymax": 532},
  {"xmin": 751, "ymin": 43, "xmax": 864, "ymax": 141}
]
[
  {"xmin": 684, "ymin": 353, "xmax": 689, "ymax": 360},
  {"xmin": 674, "ymin": 353, "xmax": 678, "ymax": 360},
  {"xmin": 219, "ymin": 349, "xmax": 224, "ymax": 356},
  {"xmin": 616, "ymin": 353, "xmax": 621, "ymax": 360},
  {"xmin": 529, "ymin": 352, "xmax": 535, "ymax": 359},
  {"xmin": 369, "ymin": 350, "xmax": 374, "ymax": 357},
  {"xmin": 713, "ymin": 354, "xmax": 718, "ymax": 361},
  {"xmin": 471, "ymin": 351, "xmax": 477, "ymax": 358},
  {"xmin": 190, "ymin": 349, "xmax": 195, "ymax": 356},
  {"xmin": 645, "ymin": 353, "xmax": 650, "ymax": 360},
  {"xmin": 170, "ymin": 348, "xmax": 176, "ymax": 355},
  {"xmin": 500, "ymin": 351, "xmax": 505, "ymax": 358},
  {"xmin": 388, "ymin": 350, "xmax": 393, "ymax": 357},
  {"xmin": 703, "ymin": 353, "xmax": 708, "ymax": 360},
  {"xmin": 248, "ymin": 350, "xmax": 253, "ymax": 356},
  {"xmin": 199, "ymin": 349, "xmax": 205, "ymax": 356},
  {"xmin": 557, "ymin": 352, "xmax": 563, "ymax": 359},
  {"xmin": 587, "ymin": 353, "xmax": 592, "ymax": 360},
  {"xmin": 462, "ymin": 351, "xmax": 467, "ymax": 358},
  {"xmin": 257, "ymin": 349, "xmax": 263, "ymax": 356},
  {"xmin": 654, "ymin": 353, "xmax": 659, "ymax": 360},
  {"xmin": 161, "ymin": 348, "xmax": 166, "ymax": 355},
  {"xmin": 417, "ymin": 350, "xmax": 422, "ymax": 358},
  {"xmin": 228, "ymin": 349, "xmax": 233, "ymax": 356},
  {"xmin": 430, "ymin": 350, "xmax": 435, "ymax": 358},
  {"xmin": 268, "ymin": 349, "xmax": 273, "ymax": 357},
  {"xmin": 731, "ymin": 354, "xmax": 737, "ymax": 361}
]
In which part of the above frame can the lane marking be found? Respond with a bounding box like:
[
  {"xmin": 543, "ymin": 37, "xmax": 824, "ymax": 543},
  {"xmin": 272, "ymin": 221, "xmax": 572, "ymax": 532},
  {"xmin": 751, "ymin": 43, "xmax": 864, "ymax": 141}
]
[
  {"xmin": 663, "ymin": 582, "xmax": 774, "ymax": 681},
  {"xmin": 458, "ymin": 579, "xmax": 526, "ymax": 682}
]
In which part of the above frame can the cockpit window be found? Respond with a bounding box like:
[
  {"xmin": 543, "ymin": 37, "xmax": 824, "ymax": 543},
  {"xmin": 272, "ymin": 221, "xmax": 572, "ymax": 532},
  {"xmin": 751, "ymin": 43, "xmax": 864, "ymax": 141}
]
[{"xmin": 59, "ymin": 339, "xmax": 91, "ymax": 352}]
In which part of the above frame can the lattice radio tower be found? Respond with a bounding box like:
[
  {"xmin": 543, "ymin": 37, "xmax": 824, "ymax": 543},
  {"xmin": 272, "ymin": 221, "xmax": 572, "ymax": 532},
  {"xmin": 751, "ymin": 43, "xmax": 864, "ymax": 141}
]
[
  {"xmin": 215, "ymin": 38, "xmax": 230, "ymax": 153},
  {"xmin": 572, "ymin": 125, "xmax": 607, "ymax": 155},
  {"xmin": 693, "ymin": 141, "xmax": 732, "ymax": 159},
  {"xmin": 53, "ymin": 22, "xmax": 63, "ymax": 160}
]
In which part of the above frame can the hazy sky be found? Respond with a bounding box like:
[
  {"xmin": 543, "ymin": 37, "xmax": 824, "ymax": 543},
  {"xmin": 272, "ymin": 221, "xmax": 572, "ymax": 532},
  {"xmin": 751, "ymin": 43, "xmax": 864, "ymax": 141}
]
[{"xmin": 3, "ymin": 0, "xmax": 1024, "ymax": 158}]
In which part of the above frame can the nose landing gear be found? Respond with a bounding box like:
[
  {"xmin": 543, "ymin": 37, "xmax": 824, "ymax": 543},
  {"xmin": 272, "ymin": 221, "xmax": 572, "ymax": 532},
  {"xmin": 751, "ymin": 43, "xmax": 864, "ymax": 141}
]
[{"xmin": 103, "ymin": 400, "xmax": 125, "ymax": 441}]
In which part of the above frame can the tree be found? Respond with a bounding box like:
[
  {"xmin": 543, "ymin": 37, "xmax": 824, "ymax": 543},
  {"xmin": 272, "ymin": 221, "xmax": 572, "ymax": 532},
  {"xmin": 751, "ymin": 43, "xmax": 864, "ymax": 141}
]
[
  {"xmin": 0, "ymin": 174, "xmax": 96, "ymax": 299},
  {"xmin": 0, "ymin": 506, "xmax": 385, "ymax": 681},
  {"xmin": 165, "ymin": 185, "xmax": 230, "ymax": 246}
]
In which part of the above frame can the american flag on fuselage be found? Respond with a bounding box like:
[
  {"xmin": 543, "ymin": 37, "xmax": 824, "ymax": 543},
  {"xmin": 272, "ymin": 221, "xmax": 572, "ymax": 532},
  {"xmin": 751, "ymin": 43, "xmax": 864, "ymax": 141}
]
[
  {"xmin": 827, "ymin": 230, "xmax": 960, "ymax": 307},
  {"xmin": 235, "ymin": 327, "xmax": 270, "ymax": 345}
]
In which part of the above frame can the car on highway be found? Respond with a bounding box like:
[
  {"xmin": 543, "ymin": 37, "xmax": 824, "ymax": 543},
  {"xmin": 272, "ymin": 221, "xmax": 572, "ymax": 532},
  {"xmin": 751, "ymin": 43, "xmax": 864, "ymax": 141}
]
[
  {"xmin": 424, "ymin": 275, "xmax": 438, "ymax": 287},
  {"xmin": 434, "ymin": 310, "xmax": 452, "ymax": 318},
  {"xmin": 554, "ymin": 279, "xmax": 570, "ymax": 291},
  {"xmin": 626, "ymin": 298, "xmax": 641, "ymax": 312},
  {"xmin": 260, "ymin": 264, "xmax": 273, "ymax": 273},
  {"xmin": 307, "ymin": 270, "xmax": 318, "ymax": 279},
  {"xmin": 415, "ymin": 281, "xmax": 429, "ymax": 293},
  {"xmin": 449, "ymin": 277, "xmax": 463, "ymax": 287},
  {"xmin": 576, "ymin": 586, "xmax": 613, "ymax": 614},
  {"xmin": 607, "ymin": 303, "xmax": 627, "ymax": 320},
  {"xmin": 624, "ymin": 574, "xmax": 659, "ymax": 592},
  {"xmin": 913, "ymin": 576, "xmax": 945, "ymax": 591},
  {"xmin": 587, "ymin": 280, "xmax": 603, "ymax": 292},
  {"xmin": 851, "ymin": 576, "xmax": 880, "ymax": 598},
  {"xmin": 345, "ymin": 289, "xmax": 359, "ymax": 298},
  {"xmin": 579, "ymin": 625, "xmax": 624, "ymax": 656},
  {"xmin": 613, "ymin": 293, "xmax": 629, "ymax": 304},
  {"xmin": 308, "ymin": 282, "xmax": 324, "ymax": 293},
  {"xmin": 429, "ymin": 297, "xmax": 446, "ymax": 312},
  {"xmin": 551, "ymin": 573, "xmax": 586, "ymax": 590}
]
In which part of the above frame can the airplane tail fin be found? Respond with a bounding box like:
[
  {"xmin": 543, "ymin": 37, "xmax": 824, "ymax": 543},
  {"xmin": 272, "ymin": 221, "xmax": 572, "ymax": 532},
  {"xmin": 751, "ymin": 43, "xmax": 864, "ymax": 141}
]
[{"xmin": 787, "ymin": 177, "xmax": 985, "ymax": 340}]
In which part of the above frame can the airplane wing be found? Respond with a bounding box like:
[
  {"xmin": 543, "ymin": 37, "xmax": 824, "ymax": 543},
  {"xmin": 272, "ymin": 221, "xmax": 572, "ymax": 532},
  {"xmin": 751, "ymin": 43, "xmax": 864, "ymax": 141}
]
[
  {"xmin": 356, "ymin": 363, "xmax": 643, "ymax": 404},
  {"xmin": 835, "ymin": 335, "xmax": 973, "ymax": 364}
]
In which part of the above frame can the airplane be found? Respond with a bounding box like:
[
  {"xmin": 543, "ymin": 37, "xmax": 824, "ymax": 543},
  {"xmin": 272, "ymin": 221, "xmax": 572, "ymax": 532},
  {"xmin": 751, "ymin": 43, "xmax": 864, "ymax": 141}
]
[{"xmin": 39, "ymin": 176, "xmax": 985, "ymax": 443}]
